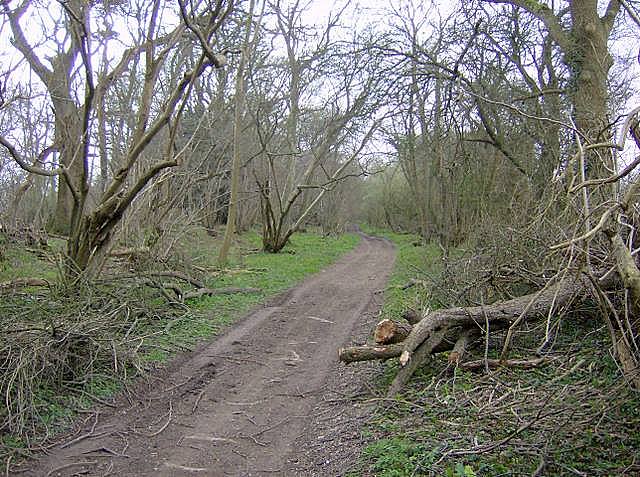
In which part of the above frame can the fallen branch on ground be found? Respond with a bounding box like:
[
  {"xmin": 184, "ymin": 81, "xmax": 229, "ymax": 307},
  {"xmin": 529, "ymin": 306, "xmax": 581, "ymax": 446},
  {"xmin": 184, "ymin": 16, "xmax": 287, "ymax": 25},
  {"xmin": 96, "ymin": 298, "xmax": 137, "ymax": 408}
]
[
  {"xmin": 0, "ymin": 278, "xmax": 50, "ymax": 291},
  {"xmin": 399, "ymin": 276, "xmax": 587, "ymax": 369},
  {"xmin": 457, "ymin": 357, "xmax": 553, "ymax": 371},
  {"xmin": 340, "ymin": 273, "xmax": 614, "ymax": 395},
  {"xmin": 182, "ymin": 287, "xmax": 261, "ymax": 300},
  {"xmin": 109, "ymin": 247, "xmax": 150, "ymax": 258},
  {"xmin": 447, "ymin": 327, "xmax": 479, "ymax": 366},
  {"xmin": 148, "ymin": 271, "xmax": 205, "ymax": 289},
  {"xmin": 339, "ymin": 339, "xmax": 457, "ymax": 363},
  {"xmin": 387, "ymin": 276, "xmax": 588, "ymax": 395},
  {"xmin": 399, "ymin": 278, "xmax": 428, "ymax": 290},
  {"xmin": 340, "ymin": 322, "xmax": 509, "ymax": 366}
]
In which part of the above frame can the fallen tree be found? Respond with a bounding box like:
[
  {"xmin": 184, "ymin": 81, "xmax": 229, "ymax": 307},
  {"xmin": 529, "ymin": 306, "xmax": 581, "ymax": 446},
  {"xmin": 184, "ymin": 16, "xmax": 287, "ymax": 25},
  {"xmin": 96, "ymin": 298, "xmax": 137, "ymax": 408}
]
[
  {"xmin": 339, "ymin": 273, "xmax": 618, "ymax": 395},
  {"xmin": 399, "ymin": 275, "xmax": 591, "ymax": 365}
]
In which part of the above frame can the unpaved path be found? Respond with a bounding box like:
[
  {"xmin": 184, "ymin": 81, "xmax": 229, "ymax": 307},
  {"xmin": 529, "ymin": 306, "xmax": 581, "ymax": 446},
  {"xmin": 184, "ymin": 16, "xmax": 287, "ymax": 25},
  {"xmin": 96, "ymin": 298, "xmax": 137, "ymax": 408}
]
[{"xmin": 26, "ymin": 233, "xmax": 395, "ymax": 476}]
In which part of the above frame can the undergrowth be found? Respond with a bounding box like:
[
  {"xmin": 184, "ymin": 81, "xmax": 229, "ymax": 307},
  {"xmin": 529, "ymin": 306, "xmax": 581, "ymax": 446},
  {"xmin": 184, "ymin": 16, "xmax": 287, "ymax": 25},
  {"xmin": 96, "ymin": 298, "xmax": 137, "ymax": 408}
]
[
  {"xmin": 0, "ymin": 228, "xmax": 359, "ymax": 468},
  {"xmin": 351, "ymin": 229, "xmax": 640, "ymax": 477}
]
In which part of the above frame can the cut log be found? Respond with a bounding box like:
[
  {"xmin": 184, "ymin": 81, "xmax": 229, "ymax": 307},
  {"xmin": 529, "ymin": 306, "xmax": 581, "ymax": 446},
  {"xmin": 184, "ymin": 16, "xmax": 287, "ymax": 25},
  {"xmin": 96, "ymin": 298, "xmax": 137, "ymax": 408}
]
[
  {"xmin": 374, "ymin": 319, "xmax": 413, "ymax": 344},
  {"xmin": 447, "ymin": 328, "xmax": 479, "ymax": 365},
  {"xmin": 339, "ymin": 339, "xmax": 455, "ymax": 364},
  {"xmin": 389, "ymin": 326, "xmax": 447, "ymax": 396},
  {"xmin": 339, "ymin": 343, "xmax": 404, "ymax": 363},
  {"xmin": 183, "ymin": 287, "xmax": 261, "ymax": 300}
]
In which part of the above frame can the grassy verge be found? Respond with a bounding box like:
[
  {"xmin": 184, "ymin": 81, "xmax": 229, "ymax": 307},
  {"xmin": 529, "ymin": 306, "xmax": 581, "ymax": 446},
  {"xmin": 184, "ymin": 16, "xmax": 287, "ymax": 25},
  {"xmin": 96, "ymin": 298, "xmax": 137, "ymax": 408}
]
[
  {"xmin": 0, "ymin": 228, "xmax": 360, "ymax": 468},
  {"xmin": 358, "ymin": 227, "xmax": 443, "ymax": 320},
  {"xmin": 351, "ymin": 229, "xmax": 640, "ymax": 477}
]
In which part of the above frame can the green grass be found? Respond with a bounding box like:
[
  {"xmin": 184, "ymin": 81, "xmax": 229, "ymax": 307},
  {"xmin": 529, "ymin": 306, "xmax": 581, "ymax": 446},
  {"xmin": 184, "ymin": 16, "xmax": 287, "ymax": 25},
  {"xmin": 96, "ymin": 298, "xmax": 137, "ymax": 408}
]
[
  {"xmin": 363, "ymin": 228, "xmax": 442, "ymax": 320},
  {"xmin": 115, "ymin": 228, "xmax": 361, "ymax": 368},
  {"xmin": 0, "ymin": 239, "xmax": 61, "ymax": 283},
  {"xmin": 351, "ymin": 228, "xmax": 640, "ymax": 477},
  {"xmin": 360, "ymin": 437, "xmax": 437, "ymax": 477}
]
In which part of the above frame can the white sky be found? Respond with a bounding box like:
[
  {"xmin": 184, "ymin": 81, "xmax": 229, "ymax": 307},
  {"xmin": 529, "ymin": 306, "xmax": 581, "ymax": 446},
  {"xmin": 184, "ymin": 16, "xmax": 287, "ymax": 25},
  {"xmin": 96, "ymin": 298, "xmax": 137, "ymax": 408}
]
[{"xmin": 1, "ymin": 0, "xmax": 639, "ymax": 166}]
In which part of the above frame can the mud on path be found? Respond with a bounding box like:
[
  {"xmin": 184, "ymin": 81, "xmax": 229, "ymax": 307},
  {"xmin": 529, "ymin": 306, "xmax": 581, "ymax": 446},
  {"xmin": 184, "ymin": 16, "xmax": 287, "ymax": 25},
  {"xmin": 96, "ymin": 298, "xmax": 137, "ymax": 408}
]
[{"xmin": 26, "ymin": 233, "xmax": 395, "ymax": 476}]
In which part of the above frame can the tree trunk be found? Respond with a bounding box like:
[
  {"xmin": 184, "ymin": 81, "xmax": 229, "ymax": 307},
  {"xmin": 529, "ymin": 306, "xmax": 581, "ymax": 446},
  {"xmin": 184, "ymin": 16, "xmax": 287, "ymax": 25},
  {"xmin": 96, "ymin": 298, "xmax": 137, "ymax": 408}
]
[
  {"xmin": 50, "ymin": 105, "xmax": 84, "ymax": 235},
  {"xmin": 568, "ymin": 1, "xmax": 618, "ymax": 194},
  {"xmin": 218, "ymin": 0, "xmax": 256, "ymax": 265}
]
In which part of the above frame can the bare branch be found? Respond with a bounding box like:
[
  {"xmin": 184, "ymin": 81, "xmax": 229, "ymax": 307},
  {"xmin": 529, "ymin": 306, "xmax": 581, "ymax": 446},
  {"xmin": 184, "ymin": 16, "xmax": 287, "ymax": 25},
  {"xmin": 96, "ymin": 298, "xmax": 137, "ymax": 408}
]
[
  {"xmin": 2, "ymin": 1, "xmax": 54, "ymax": 85},
  {"xmin": 620, "ymin": 0, "xmax": 640, "ymax": 29},
  {"xmin": 481, "ymin": 0, "xmax": 572, "ymax": 52},
  {"xmin": 603, "ymin": 0, "xmax": 622, "ymax": 33},
  {"xmin": 0, "ymin": 135, "xmax": 62, "ymax": 176}
]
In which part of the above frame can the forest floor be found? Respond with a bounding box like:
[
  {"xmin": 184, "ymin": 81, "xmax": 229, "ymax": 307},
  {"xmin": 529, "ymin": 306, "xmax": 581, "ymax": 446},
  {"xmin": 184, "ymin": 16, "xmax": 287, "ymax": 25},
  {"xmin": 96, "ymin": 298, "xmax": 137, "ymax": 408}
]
[{"xmin": 21, "ymin": 233, "xmax": 396, "ymax": 476}]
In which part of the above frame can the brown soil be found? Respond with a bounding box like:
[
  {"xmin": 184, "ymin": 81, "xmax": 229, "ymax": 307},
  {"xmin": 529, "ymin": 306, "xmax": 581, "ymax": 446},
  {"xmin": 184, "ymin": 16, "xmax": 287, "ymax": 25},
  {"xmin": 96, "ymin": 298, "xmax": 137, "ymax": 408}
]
[{"xmin": 24, "ymin": 233, "xmax": 395, "ymax": 476}]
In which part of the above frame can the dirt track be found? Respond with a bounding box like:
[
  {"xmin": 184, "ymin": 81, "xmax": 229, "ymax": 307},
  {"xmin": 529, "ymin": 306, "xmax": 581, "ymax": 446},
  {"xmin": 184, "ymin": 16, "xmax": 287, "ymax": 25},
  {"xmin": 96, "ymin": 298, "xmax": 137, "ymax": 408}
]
[{"xmin": 26, "ymin": 233, "xmax": 395, "ymax": 476}]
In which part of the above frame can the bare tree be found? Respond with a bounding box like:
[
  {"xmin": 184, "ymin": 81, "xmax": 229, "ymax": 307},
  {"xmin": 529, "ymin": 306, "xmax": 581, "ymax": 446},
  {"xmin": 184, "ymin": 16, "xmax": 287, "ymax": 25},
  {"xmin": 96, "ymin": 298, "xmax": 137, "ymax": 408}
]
[
  {"xmin": 481, "ymin": 0, "xmax": 620, "ymax": 181},
  {"xmin": 0, "ymin": 0, "xmax": 235, "ymax": 277},
  {"xmin": 247, "ymin": 1, "xmax": 384, "ymax": 252}
]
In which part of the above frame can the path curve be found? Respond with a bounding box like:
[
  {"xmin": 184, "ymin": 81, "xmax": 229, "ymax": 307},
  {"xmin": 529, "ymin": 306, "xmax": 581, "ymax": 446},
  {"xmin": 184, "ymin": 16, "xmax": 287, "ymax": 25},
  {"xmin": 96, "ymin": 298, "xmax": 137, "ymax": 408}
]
[{"xmin": 27, "ymin": 233, "xmax": 395, "ymax": 476}]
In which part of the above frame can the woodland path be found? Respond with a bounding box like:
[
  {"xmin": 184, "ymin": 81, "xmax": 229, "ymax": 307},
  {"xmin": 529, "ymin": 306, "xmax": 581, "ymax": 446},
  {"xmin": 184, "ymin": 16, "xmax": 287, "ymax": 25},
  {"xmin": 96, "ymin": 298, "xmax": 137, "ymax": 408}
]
[{"xmin": 26, "ymin": 233, "xmax": 396, "ymax": 476}]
